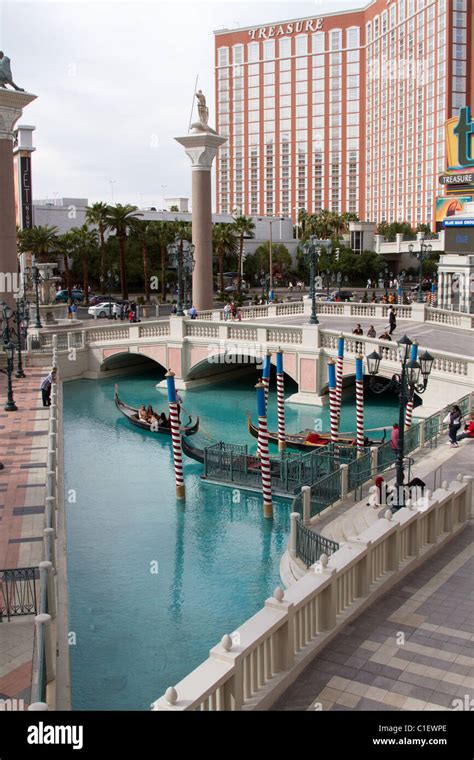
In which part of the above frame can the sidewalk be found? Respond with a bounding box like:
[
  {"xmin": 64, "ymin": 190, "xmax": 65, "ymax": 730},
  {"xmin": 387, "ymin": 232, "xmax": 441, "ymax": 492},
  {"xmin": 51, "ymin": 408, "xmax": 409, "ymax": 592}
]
[{"xmin": 0, "ymin": 364, "xmax": 51, "ymax": 708}]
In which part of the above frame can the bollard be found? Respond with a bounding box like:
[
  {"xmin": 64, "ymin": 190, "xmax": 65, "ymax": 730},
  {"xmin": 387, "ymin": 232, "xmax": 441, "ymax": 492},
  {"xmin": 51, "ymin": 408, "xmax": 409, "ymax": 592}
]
[
  {"xmin": 289, "ymin": 512, "xmax": 299, "ymax": 558},
  {"xmin": 39, "ymin": 561, "xmax": 56, "ymax": 620},
  {"xmin": 302, "ymin": 485, "xmax": 311, "ymax": 526},
  {"xmin": 34, "ymin": 613, "xmax": 55, "ymax": 683}
]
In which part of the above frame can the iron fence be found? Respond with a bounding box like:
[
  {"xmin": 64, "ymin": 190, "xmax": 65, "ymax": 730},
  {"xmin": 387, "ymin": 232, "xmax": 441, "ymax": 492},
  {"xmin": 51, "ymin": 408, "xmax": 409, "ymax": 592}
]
[
  {"xmin": 296, "ymin": 520, "xmax": 340, "ymax": 568},
  {"xmin": 308, "ymin": 468, "xmax": 342, "ymax": 518},
  {"xmin": 0, "ymin": 567, "xmax": 39, "ymax": 621},
  {"xmin": 348, "ymin": 451, "xmax": 373, "ymax": 492}
]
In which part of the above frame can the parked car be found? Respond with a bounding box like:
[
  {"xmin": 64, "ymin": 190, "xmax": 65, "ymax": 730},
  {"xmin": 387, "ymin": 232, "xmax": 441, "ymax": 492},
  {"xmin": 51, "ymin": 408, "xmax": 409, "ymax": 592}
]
[
  {"xmin": 88, "ymin": 294, "xmax": 115, "ymax": 306},
  {"xmin": 54, "ymin": 289, "xmax": 84, "ymax": 303},
  {"xmin": 223, "ymin": 285, "xmax": 249, "ymax": 294},
  {"xmin": 88, "ymin": 302, "xmax": 118, "ymax": 318},
  {"xmin": 303, "ymin": 291, "xmax": 328, "ymax": 300},
  {"xmin": 330, "ymin": 290, "xmax": 353, "ymax": 301}
]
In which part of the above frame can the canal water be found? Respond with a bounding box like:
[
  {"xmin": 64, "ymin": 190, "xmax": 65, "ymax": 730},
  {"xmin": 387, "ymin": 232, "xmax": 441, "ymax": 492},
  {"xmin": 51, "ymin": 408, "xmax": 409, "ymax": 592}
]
[{"xmin": 63, "ymin": 368, "xmax": 399, "ymax": 710}]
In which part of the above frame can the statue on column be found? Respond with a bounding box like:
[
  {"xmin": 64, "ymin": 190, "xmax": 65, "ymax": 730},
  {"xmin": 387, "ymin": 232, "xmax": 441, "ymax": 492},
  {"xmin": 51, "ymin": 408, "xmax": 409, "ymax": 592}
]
[
  {"xmin": 191, "ymin": 89, "xmax": 217, "ymax": 135},
  {"xmin": 0, "ymin": 52, "xmax": 25, "ymax": 91}
]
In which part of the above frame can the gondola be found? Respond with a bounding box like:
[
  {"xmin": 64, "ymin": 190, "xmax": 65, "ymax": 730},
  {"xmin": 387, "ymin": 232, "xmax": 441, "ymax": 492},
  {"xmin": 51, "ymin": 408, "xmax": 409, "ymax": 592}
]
[
  {"xmin": 247, "ymin": 416, "xmax": 386, "ymax": 451},
  {"xmin": 182, "ymin": 436, "xmax": 205, "ymax": 463},
  {"xmin": 114, "ymin": 386, "xmax": 199, "ymax": 436}
]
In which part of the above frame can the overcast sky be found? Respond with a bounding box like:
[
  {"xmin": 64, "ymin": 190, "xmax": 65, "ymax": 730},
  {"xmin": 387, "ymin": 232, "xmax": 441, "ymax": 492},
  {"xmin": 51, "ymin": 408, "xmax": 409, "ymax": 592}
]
[{"xmin": 2, "ymin": 0, "xmax": 366, "ymax": 209}]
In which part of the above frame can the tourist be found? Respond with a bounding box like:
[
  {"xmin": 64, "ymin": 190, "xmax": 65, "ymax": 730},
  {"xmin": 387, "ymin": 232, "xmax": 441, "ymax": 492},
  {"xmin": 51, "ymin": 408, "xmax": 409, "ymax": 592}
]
[
  {"xmin": 67, "ymin": 300, "xmax": 73, "ymax": 319},
  {"xmin": 188, "ymin": 305, "xmax": 198, "ymax": 319},
  {"xmin": 237, "ymin": 307, "xmax": 242, "ymax": 322},
  {"xmin": 388, "ymin": 306, "xmax": 397, "ymax": 335},
  {"xmin": 40, "ymin": 368, "xmax": 56, "ymax": 407},
  {"xmin": 71, "ymin": 301, "xmax": 78, "ymax": 320},
  {"xmin": 171, "ymin": 304, "xmax": 177, "ymax": 315},
  {"xmin": 128, "ymin": 307, "xmax": 134, "ymax": 324},
  {"xmin": 223, "ymin": 303, "xmax": 231, "ymax": 321},
  {"xmin": 371, "ymin": 293, "xmax": 377, "ymax": 303},
  {"xmin": 456, "ymin": 418, "xmax": 474, "ymax": 443},
  {"xmin": 138, "ymin": 405, "xmax": 148, "ymax": 422},
  {"xmin": 352, "ymin": 324, "xmax": 363, "ymax": 336},
  {"xmin": 367, "ymin": 325, "xmax": 376, "ymax": 338},
  {"xmin": 448, "ymin": 405, "xmax": 463, "ymax": 447},
  {"xmin": 390, "ymin": 423, "xmax": 399, "ymax": 452},
  {"xmin": 379, "ymin": 330, "xmax": 391, "ymax": 341},
  {"xmin": 288, "ymin": 281, "xmax": 293, "ymax": 293},
  {"xmin": 366, "ymin": 278, "xmax": 372, "ymax": 289},
  {"xmin": 146, "ymin": 405, "xmax": 155, "ymax": 422},
  {"xmin": 388, "ymin": 293, "xmax": 395, "ymax": 304},
  {"xmin": 158, "ymin": 412, "xmax": 168, "ymax": 427}
]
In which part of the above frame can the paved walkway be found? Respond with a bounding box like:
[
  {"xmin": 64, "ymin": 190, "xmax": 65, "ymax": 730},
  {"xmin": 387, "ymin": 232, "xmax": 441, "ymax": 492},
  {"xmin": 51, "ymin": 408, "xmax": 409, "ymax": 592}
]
[
  {"xmin": 0, "ymin": 364, "xmax": 50, "ymax": 708},
  {"xmin": 273, "ymin": 522, "xmax": 474, "ymax": 711}
]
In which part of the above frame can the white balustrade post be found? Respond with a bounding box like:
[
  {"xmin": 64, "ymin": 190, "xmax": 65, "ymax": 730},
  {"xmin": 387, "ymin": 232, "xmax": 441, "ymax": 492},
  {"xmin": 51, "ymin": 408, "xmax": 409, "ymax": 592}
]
[
  {"xmin": 302, "ymin": 486, "xmax": 311, "ymax": 527},
  {"xmin": 34, "ymin": 613, "xmax": 55, "ymax": 683},
  {"xmin": 371, "ymin": 446, "xmax": 378, "ymax": 475},
  {"xmin": 419, "ymin": 419, "xmax": 425, "ymax": 448},
  {"xmin": 289, "ymin": 512, "xmax": 299, "ymax": 558},
  {"xmin": 39, "ymin": 560, "xmax": 56, "ymax": 620},
  {"xmin": 43, "ymin": 527, "xmax": 56, "ymax": 572},
  {"xmin": 45, "ymin": 496, "xmax": 56, "ymax": 533},
  {"xmin": 319, "ymin": 562, "xmax": 337, "ymax": 631},
  {"xmin": 28, "ymin": 703, "xmax": 48, "ymax": 711},
  {"xmin": 340, "ymin": 463, "xmax": 349, "ymax": 499},
  {"xmin": 462, "ymin": 475, "xmax": 473, "ymax": 518}
]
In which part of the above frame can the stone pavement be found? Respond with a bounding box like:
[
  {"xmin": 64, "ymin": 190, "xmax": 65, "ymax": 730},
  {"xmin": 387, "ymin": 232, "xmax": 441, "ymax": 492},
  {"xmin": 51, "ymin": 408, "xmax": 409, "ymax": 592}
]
[
  {"xmin": 273, "ymin": 523, "xmax": 474, "ymax": 711},
  {"xmin": 0, "ymin": 364, "xmax": 51, "ymax": 708}
]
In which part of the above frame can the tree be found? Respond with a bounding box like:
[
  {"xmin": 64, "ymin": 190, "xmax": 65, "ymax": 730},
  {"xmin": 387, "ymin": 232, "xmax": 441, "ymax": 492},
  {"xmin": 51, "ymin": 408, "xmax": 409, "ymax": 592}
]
[
  {"xmin": 169, "ymin": 205, "xmax": 179, "ymax": 212},
  {"xmin": 17, "ymin": 225, "xmax": 59, "ymax": 262},
  {"xmin": 131, "ymin": 221, "xmax": 155, "ymax": 302},
  {"xmin": 212, "ymin": 223, "xmax": 238, "ymax": 292},
  {"xmin": 232, "ymin": 214, "xmax": 255, "ymax": 295},
  {"xmin": 150, "ymin": 221, "xmax": 177, "ymax": 301},
  {"xmin": 105, "ymin": 204, "xmax": 143, "ymax": 300},
  {"xmin": 68, "ymin": 225, "xmax": 99, "ymax": 304},
  {"xmin": 247, "ymin": 241, "xmax": 292, "ymax": 283},
  {"xmin": 51, "ymin": 233, "xmax": 74, "ymax": 297},
  {"xmin": 85, "ymin": 202, "xmax": 109, "ymax": 294},
  {"xmin": 376, "ymin": 221, "xmax": 414, "ymax": 242}
]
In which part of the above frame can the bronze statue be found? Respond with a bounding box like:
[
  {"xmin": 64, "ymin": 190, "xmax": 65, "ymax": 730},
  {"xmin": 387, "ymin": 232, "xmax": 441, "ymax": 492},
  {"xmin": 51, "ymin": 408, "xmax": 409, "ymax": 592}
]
[{"xmin": 0, "ymin": 52, "xmax": 25, "ymax": 91}]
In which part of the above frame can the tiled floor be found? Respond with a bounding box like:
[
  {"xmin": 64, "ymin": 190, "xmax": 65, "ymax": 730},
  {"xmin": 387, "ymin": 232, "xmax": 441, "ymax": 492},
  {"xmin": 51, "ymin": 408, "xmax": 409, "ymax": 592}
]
[
  {"xmin": 0, "ymin": 366, "xmax": 51, "ymax": 707},
  {"xmin": 273, "ymin": 524, "xmax": 474, "ymax": 711}
]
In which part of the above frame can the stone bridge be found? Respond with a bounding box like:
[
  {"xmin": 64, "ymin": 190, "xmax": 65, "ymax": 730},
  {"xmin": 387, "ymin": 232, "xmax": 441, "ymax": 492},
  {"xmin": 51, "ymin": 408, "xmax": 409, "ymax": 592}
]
[{"xmin": 29, "ymin": 312, "xmax": 474, "ymax": 416}]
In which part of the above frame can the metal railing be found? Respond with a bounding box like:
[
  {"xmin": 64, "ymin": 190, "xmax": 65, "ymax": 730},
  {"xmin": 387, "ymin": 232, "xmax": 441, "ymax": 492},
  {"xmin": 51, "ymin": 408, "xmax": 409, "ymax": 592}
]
[
  {"xmin": 296, "ymin": 520, "xmax": 340, "ymax": 568},
  {"xmin": 308, "ymin": 468, "xmax": 342, "ymax": 518},
  {"xmin": 0, "ymin": 567, "xmax": 39, "ymax": 621},
  {"xmin": 347, "ymin": 451, "xmax": 373, "ymax": 492}
]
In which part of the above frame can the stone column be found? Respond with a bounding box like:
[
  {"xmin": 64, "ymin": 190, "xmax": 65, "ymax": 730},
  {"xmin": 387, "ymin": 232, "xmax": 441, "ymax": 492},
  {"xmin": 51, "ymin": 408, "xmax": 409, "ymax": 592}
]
[
  {"xmin": 175, "ymin": 133, "xmax": 227, "ymax": 311},
  {"xmin": 438, "ymin": 272, "xmax": 445, "ymax": 309},
  {"xmin": 446, "ymin": 273, "xmax": 452, "ymax": 309},
  {"xmin": 0, "ymin": 91, "xmax": 36, "ymax": 308}
]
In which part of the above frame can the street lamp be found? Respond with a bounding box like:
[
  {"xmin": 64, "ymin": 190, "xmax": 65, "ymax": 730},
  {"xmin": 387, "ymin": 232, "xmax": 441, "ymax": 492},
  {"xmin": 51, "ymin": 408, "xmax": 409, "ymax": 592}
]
[
  {"xmin": 409, "ymin": 238, "xmax": 432, "ymax": 304},
  {"xmin": 167, "ymin": 237, "xmax": 195, "ymax": 316},
  {"xmin": 257, "ymin": 216, "xmax": 285, "ymax": 291},
  {"xmin": 13, "ymin": 298, "xmax": 29, "ymax": 378},
  {"xmin": 301, "ymin": 235, "xmax": 321, "ymax": 325},
  {"xmin": 182, "ymin": 246, "xmax": 196, "ymax": 309},
  {"xmin": 366, "ymin": 334, "xmax": 434, "ymax": 509},
  {"xmin": 100, "ymin": 270, "xmax": 119, "ymax": 319},
  {"xmin": 24, "ymin": 257, "xmax": 44, "ymax": 329},
  {"xmin": 3, "ymin": 341, "xmax": 18, "ymax": 411}
]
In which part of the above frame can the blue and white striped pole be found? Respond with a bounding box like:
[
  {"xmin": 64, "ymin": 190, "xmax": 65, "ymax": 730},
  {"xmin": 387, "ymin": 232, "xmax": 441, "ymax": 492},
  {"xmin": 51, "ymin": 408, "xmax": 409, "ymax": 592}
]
[
  {"xmin": 262, "ymin": 351, "xmax": 271, "ymax": 411},
  {"xmin": 355, "ymin": 355, "xmax": 365, "ymax": 453},
  {"xmin": 336, "ymin": 334, "xmax": 344, "ymax": 426},
  {"xmin": 256, "ymin": 382, "xmax": 273, "ymax": 519},
  {"xmin": 328, "ymin": 359, "xmax": 338, "ymax": 447},
  {"xmin": 166, "ymin": 371, "xmax": 185, "ymax": 500},
  {"xmin": 276, "ymin": 349, "xmax": 286, "ymax": 451}
]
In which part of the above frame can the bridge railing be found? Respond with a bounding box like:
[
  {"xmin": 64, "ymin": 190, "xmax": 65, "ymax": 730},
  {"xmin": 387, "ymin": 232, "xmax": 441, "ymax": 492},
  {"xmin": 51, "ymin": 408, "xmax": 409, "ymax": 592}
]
[
  {"xmin": 151, "ymin": 476, "xmax": 472, "ymax": 711},
  {"xmin": 295, "ymin": 521, "xmax": 339, "ymax": 567}
]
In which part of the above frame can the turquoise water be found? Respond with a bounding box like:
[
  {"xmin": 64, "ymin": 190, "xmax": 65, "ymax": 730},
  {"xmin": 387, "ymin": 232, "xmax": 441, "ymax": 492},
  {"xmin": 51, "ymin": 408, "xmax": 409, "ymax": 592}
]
[{"xmin": 63, "ymin": 368, "xmax": 399, "ymax": 710}]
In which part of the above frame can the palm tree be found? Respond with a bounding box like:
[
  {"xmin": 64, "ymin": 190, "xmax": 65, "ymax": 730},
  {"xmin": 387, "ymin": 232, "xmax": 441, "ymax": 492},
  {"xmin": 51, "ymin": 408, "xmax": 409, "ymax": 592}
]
[
  {"xmin": 69, "ymin": 225, "xmax": 99, "ymax": 304},
  {"xmin": 232, "ymin": 214, "xmax": 255, "ymax": 296},
  {"xmin": 131, "ymin": 220, "xmax": 154, "ymax": 302},
  {"xmin": 105, "ymin": 204, "xmax": 142, "ymax": 300},
  {"xmin": 212, "ymin": 224, "xmax": 238, "ymax": 293},
  {"xmin": 17, "ymin": 225, "xmax": 59, "ymax": 261},
  {"xmin": 51, "ymin": 233, "xmax": 74, "ymax": 297},
  {"xmin": 150, "ymin": 221, "xmax": 177, "ymax": 301},
  {"xmin": 85, "ymin": 202, "xmax": 109, "ymax": 293}
]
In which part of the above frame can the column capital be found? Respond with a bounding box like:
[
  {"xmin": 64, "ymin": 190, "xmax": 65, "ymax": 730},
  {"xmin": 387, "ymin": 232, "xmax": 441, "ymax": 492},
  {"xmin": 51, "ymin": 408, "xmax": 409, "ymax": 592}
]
[
  {"xmin": 175, "ymin": 132, "xmax": 227, "ymax": 171},
  {"xmin": 0, "ymin": 91, "xmax": 37, "ymax": 140}
]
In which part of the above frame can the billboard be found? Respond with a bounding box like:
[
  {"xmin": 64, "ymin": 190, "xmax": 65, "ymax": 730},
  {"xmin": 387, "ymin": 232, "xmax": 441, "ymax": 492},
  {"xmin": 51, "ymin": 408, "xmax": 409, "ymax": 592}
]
[
  {"xmin": 13, "ymin": 154, "xmax": 20, "ymax": 226},
  {"xmin": 435, "ymin": 196, "xmax": 472, "ymax": 231},
  {"xmin": 20, "ymin": 156, "xmax": 33, "ymax": 229},
  {"xmin": 444, "ymin": 228, "xmax": 474, "ymax": 254}
]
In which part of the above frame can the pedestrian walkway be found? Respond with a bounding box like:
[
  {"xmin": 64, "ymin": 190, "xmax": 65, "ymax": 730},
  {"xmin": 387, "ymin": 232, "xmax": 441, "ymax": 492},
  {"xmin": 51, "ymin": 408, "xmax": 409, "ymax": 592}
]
[
  {"xmin": 273, "ymin": 523, "xmax": 474, "ymax": 711},
  {"xmin": 0, "ymin": 364, "xmax": 51, "ymax": 708}
]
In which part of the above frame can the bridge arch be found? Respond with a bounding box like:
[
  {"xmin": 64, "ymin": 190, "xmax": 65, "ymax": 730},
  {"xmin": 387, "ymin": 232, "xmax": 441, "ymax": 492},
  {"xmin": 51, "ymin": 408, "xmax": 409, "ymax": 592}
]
[{"xmin": 187, "ymin": 345, "xmax": 298, "ymax": 384}]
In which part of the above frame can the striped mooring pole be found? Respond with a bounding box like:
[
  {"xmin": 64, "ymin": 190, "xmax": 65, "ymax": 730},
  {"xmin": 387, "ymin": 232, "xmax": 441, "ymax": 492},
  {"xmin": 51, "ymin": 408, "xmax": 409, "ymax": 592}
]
[
  {"xmin": 336, "ymin": 334, "xmax": 344, "ymax": 425},
  {"xmin": 405, "ymin": 341, "xmax": 418, "ymax": 429},
  {"xmin": 262, "ymin": 351, "xmax": 272, "ymax": 411},
  {"xmin": 256, "ymin": 381, "xmax": 273, "ymax": 519},
  {"xmin": 166, "ymin": 371, "xmax": 185, "ymax": 500},
  {"xmin": 276, "ymin": 348, "xmax": 286, "ymax": 452},
  {"xmin": 328, "ymin": 358, "xmax": 339, "ymax": 449},
  {"xmin": 355, "ymin": 354, "xmax": 365, "ymax": 454}
]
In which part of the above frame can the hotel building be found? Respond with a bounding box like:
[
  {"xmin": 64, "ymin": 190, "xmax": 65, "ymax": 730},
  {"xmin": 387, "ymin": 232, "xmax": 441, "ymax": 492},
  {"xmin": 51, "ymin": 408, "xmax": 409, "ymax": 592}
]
[{"xmin": 214, "ymin": 0, "xmax": 474, "ymax": 227}]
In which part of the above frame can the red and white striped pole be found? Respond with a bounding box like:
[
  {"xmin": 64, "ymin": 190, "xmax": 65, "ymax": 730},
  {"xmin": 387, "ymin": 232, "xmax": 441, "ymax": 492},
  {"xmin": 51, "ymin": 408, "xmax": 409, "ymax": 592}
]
[
  {"xmin": 328, "ymin": 359, "xmax": 339, "ymax": 448},
  {"xmin": 166, "ymin": 371, "xmax": 185, "ymax": 500},
  {"xmin": 256, "ymin": 382, "xmax": 273, "ymax": 519},
  {"xmin": 355, "ymin": 355, "xmax": 365, "ymax": 454},
  {"xmin": 336, "ymin": 334, "xmax": 344, "ymax": 426},
  {"xmin": 276, "ymin": 348, "xmax": 286, "ymax": 452}
]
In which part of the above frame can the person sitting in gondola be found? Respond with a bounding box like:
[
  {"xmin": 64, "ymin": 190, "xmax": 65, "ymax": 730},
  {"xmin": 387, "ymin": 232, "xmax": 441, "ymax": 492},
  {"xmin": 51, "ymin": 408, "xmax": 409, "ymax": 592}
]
[
  {"xmin": 138, "ymin": 404, "xmax": 148, "ymax": 421},
  {"xmin": 146, "ymin": 405, "xmax": 155, "ymax": 422},
  {"xmin": 158, "ymin": 412, "xmax": 168, "ymax": 427}
]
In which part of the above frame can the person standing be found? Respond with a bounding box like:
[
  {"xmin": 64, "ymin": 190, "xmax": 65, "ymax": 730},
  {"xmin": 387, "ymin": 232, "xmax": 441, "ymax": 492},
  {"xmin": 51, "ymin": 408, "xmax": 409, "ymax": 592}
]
[
  {"xmin": 390, "ymin": 423, "xmax": 399, "ymax": 452},
  {"xmin": 448, "ymin": 405, "xmax": 463, "ymax": 447},
  {"xmin": 388, "ymin": 306, "xmax": 397, "ymax": 335},
  {"xmin": 367, "ymin": 325, "xmax": 376, "ymax": 338},
  {"xmin": 40, "ymin": 368, "xmax": 57, "ymax": 407}
]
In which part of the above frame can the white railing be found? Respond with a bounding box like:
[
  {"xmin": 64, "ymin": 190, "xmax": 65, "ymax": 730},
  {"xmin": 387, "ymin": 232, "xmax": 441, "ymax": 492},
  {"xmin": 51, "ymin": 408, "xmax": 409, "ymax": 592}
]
[
  {"xmin": 425, "ymin": 307, "xmax": 474, "ymax": 330},
  {"xmin": 152, "ymin": 476, "xmax": 472, "ymax": 711}
]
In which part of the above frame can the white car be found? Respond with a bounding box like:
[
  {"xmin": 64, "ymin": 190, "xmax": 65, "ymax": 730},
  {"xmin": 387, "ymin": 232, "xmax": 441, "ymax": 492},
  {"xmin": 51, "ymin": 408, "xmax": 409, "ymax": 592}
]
[{"xmin": 88, "ymin": 302, "xmax": 118, "ymax": 318}]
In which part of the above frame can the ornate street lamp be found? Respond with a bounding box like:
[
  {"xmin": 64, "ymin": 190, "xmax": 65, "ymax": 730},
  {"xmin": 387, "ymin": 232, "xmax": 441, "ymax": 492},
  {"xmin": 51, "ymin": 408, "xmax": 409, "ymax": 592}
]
[
  {"xmin": 301, "ymin": 235, "xmax": 321, "ymax": 325},
  {"xmin": 100, "ymin": 270, "xmax": 120, "ymax": 319},
  {"xmin": 24, "ymin": 257, "xmax": 45, "ymax": 329},
  {"xmin": 366, "ymin": 334, "xmax": 434, "ymax": 509},
  {"xmin": 167, "ymin": 237, "xmax": 194, "ymax": 316},
  {"xmin": 14, "ymin": 297, "xmax": 29, "ymax": 378},
  {"xmin": 182, "ymin": 245, "xmax": 196, "ymax": 309},
  {"xmin": 409, "ymin": 238, "xmax": 432, "ymax": 304},
  {"xmin": 3, "ymin": 341, "xmax": 18, "ymax": 412}
]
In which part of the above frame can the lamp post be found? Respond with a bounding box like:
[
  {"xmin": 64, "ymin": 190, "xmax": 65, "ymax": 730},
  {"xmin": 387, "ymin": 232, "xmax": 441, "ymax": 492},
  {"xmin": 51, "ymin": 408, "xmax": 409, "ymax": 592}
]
[
  {"xmin": 301, "ymin": 235, "xmax": 320, "ymax": 325},
  {"xmin": 24, "ymin": 258, "xmax": 44, "ymax": 329},
  {"xmin": 0, "ymin": 300, "xmax": 28, "ymax": 379},
  {"xmin": 3, "ymin": 341, "xmax": 18, "ymax": 411},
  {"xmin": 366, "ymin": 335, "xmax": 434, "ymax": 509},
  {"xmin": 257, "ymin": 216, "xmax": 285, "ymax": 291},
  {"xmin": 14, "ymin": 297, "xmax": 29, "ymax": 378},
  {"xmin": 168, "ymin": 237, "xmax": 195, "ymax": 316},
  {"xmin": 182, "ymin": 245, "xmax": 196, "ymax": 310},
  {"xmin": 100, "ymin": 270, "xmax": 119, "ymax": 319},
  {"xmin": 409, "ymin": 238, "xmax": 432, "ymax": 304}
]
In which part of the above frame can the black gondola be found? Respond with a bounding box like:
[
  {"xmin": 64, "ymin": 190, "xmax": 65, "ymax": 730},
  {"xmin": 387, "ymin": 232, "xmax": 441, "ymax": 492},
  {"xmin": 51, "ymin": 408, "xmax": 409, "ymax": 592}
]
[
  {"xmin": 114, "ymin": 386, "xmax": 199, "ymax": 436},
  {"xmin": 182, "ymin": 436, "xmax": 205, "ymax": 463},
  {"xmin": 247, "ymin": 416, "xmax": 386, "ymax": 451}
]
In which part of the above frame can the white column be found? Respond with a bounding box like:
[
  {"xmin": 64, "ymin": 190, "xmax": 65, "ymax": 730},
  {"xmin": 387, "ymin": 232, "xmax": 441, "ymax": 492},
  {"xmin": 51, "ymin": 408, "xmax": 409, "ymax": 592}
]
[
  {"xmin": 446, "ymin": 273, "xmax": 452, "ymax": 309},
  {"xmin": 439, "ymin": 272, "xmax": 445, "ymax": 309}
]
